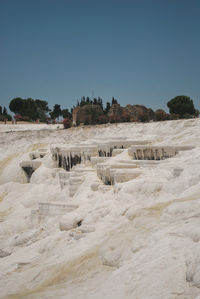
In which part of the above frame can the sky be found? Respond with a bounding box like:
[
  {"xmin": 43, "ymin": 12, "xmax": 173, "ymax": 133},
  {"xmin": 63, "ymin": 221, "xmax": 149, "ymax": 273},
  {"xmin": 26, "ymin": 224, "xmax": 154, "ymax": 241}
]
[{"xmin": 0, "ymin": 0, "xmax": 200, "ymax": 112}]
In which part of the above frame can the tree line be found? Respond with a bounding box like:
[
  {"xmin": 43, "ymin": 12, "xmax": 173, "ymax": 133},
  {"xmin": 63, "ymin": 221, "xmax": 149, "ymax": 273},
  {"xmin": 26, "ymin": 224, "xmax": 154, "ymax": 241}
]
[
  {"xmin": 76, "ymin": 96, "xmax": 118, "ymax": 114},
  {"xmin": 8, "ymin": 97, "xmax": 71, "ymax": 122},
  {"xmin": 0, "ymin": 94, "xmax": 198, "ymax": 123},
  {"xmin": 0, "ymin": 106, "xmax": 12, "ymax": 121}
]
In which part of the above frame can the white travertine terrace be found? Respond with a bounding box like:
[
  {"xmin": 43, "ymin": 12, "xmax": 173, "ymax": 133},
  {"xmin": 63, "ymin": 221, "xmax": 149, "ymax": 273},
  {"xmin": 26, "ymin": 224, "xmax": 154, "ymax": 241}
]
[
  {"xmin": 29, "ymin": 151, "xmax": 40, "ymax": 160},
  {"xmin": 20, "ymin": 160, "xmax": 42, "ymax": 182},
  {"xmin": 128, "ymin": 145, "xmax": 194, "ymax": 160},
  {"xmin": 29, "ymin": 148, "xmax": 47, "ymax": 160},
  {"xmin": 69, "ymin": 175, "xmax": 85, "ymax": 197},
  {"xmin": 38, "ymin": 202, "xmax": 78, "ymax": 217},
  {"xmin": 50, "ymin": 142, "xmax": 195, "ymax": 186},
  {"xmin": 2, "ymin": 120, "xmax": 200, "ymax": 299},
  {"xmin": 19, "ymin": 140, "xmax": 196, "ymax": 204},
  {"xmin": 96, "ymin": 163, "xmax": 141, "ymax": 185},
  {"xmin": 58, "ymin": 171, "xmax": 70, "ymax": 189},
  {"xmin": 51, "ymin": 139, "xmax": 152, "ymax": 171},
  {"xmin": 112, "ymin": 148, "xmax": 124, "ymax": 157},
  {"xmin": 91, "ymin": 157, "xmax": 110, "ymax": 168}
]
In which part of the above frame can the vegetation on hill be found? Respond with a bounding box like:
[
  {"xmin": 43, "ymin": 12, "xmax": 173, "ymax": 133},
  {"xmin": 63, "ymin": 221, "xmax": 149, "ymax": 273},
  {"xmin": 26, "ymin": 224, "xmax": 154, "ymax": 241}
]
[
  {"xmin": 0, "ymin": 105, "xmax": 12, "ymax": 121},
  {"xmin": 2, "ymin": 94, "xmax": 198, "ymax": 126},
  {"xmin": 167, "ymin": 95, "xmax": 197, "ymax": 118},
  {"xmin": 9, "ymin": 98, "xmax": 50, "ymax": 121}
]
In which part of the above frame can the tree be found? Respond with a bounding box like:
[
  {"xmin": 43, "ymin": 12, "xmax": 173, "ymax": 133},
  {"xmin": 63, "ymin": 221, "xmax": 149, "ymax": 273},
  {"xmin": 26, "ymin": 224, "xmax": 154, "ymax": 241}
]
[
  {"xmin": 112, "ymin": 97, "xmax": 118, "ymax": 105},
  {"xmin": 167, "ymin": 95, "xmax": 195, "ymax": 117},
  {"xmin": 35, "ymin": 99, "xmax": 50, "ymax": 121},
  {"xmin": 21, "ymin": 98, "xmax": 38, "ymax": 120},
  {"xmin": 104, "ymin": 102, "xmax": 111, "ymax": 114},
  {"xmin": 35, "ymin": 99, "xmax": 49, "ymax": 112},
  {"xmin": 9, "ymin": 97, "xmax": 24, "ymax": 114},
  {"xmin": 80, "ymin": 97, "xmax": 86, "ymax": 107},
  {"xmin": 97, "ymin": 97, "xmax": 103, "ymax": 110},
  {"xmin": 0, "ymin": 106, "xmax": 12, "ymax": 121},
  {"xmin": 51, "ymin": 104, "xmax": 61, "ymax": 120},
  {"xmin": 9, "ymin": 97, "xmax": 50, "ymax": 121},
  {"xmin": 3, "ymin": 107, "xmax": 7, "ymax": 115},
  {"xmin": 62, "ymin": 108, "xmax": 72, "ymax": 119}
]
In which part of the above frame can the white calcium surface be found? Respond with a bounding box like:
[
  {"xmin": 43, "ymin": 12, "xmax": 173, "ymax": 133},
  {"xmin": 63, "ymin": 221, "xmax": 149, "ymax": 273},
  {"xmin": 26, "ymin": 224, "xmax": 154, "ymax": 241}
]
[{"xmin": 0, "ymin": 119, "xmax": 200, "ymax": 298}]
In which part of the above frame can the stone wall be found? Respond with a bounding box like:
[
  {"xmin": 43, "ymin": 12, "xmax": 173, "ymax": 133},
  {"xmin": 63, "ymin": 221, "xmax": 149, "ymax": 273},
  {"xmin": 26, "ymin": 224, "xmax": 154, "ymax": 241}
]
[{"xmin": 72, "ymin": 104, "xmax": 104, "ymax": 125}]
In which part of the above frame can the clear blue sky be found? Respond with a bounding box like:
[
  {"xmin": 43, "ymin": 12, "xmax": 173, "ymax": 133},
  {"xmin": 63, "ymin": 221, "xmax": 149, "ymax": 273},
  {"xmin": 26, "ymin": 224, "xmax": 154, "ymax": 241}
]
[{"xmin": 0, "ymin": 0, "xmax": 200, "ymax": 112}]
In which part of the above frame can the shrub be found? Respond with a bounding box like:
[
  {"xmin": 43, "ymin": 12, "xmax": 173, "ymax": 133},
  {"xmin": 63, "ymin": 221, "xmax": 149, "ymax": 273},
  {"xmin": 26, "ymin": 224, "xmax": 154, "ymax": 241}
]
[
  {"xmin": 169, "ymin": 114, "xmax": 180, "ymax": 120},
  {"xmin": 155, "ymin": 110, "xmax": 170, "ymax": 121},
  {"xmin": 182, "ymin": 113, "xmax": 193, "ymax": 119},
  {"xmin": 14, "ymin": 114, "xmax": 23, "ymax": 121},
  {"xmin": 195, "ymin": 109, "xmax": 199, "ymax": 118},
  {"xmin": 96, "ymin": 115, "xmax": 108, "ymax": 124},
  {"xmin": 137, "ymin": 111, "xmax": 148, "ymax": 122},
  {"xmin": 109, "ymin": 114, "xmax": 121, "ymax": 123},
  {"xmin": 121, "ymin": 112, "xmax": 131, "ymax": 122},
  {"xmin": 63, "ymin": 118, "xmax": 72, "ymax": 129}
]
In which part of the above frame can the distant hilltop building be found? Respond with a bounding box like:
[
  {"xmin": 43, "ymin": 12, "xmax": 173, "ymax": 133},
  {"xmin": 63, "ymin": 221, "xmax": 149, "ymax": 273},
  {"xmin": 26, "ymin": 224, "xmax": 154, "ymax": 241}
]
[
  {"xmin": 72, "ymin": 104, "xmax": 104, "ymax": 126},
  {"xmin": 72, "ymin": 101, "xmax": 157, "ymax": 126}
]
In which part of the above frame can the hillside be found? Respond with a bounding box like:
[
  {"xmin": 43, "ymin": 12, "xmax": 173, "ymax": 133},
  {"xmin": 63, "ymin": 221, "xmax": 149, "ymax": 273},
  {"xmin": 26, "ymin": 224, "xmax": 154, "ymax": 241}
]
[{"xmin": 0, "ymin": 119, "xmax": 200, "ymax": 298}]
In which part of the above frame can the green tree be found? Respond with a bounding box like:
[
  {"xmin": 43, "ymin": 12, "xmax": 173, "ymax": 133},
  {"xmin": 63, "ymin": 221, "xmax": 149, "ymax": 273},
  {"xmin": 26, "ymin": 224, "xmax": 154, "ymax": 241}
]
[
  {"xmin": 0, "ymin": 106, "xmax": 12, "ymax": 121},
  {"xmin": 97, "ymin": 97, "xmax": 103, "ymax": 110},
  {"xmin": 104, "ymin": 102, "xmax": 111, "ymax": 114},
  {"xmin": 51, "ymin": 104, "xmax": 61, "ymax": 120},
  {"xmin": 112, "ymin": 97, "xmax": 118, "ymax": 105},
  {"xmin": 35, "ymin": 99, "xmax": 50, "ymax": 121},
  {"xmin": 22, "ymin": 98, "xmax": 38, "ymax": 120},
  {"xmin": 62, "ymin": 108, "xmax": 72, "ymax": 119},
  {"xmin": 9, "ymin": 97, "xmax": 50, "ymax": 121},
  {"xmin": 9, "ymin": 97, "xmax": 24, "ymax": 114},
  {"xmin": 3, "ymin": 107, "xmax": 8, "ymax": 115},
  {"xmin": 167, "ymin": 95, "xmax": 195, "ymax": 117},
  {"xmin": 80, "ymin": 97, "xmax": 86, "ymax": 107}
]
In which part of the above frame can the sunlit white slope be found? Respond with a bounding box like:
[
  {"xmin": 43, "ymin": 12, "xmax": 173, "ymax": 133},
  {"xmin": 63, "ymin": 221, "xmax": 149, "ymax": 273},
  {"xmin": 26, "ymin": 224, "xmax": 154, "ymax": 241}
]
[{"xmin": 0, "ymin": 119, "xmax": 200, "ymax": 299}]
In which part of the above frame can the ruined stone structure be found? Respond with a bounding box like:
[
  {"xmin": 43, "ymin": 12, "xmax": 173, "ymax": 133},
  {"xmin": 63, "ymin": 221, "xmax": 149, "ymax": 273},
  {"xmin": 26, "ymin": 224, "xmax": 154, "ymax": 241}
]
[
  {"xmin": 124, "ymin": 105, "xmax": 155, "ymax": 122},
  {"xmin": 72, "ymin": 104, "xmax": 104, "ymax": 126},
  {"xmin": 72, "ymin": 103, "xmax": 156, "ymax": 125},
  {"xmin": 107, "ymin": 103, "xmax": 124, "ymax": 118}
]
